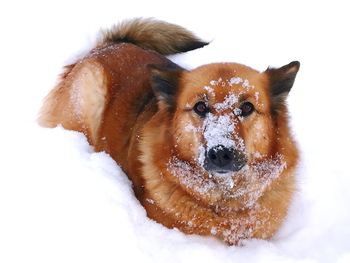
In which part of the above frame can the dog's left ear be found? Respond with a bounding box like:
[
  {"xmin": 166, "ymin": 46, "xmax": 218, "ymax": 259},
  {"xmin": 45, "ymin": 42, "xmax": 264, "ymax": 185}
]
[
  {"xmin": 265, "ymin": 61, "xmax": 300, "ymax": 115},
  {"xmin": 149, "ymin": 65, "xmax": 183, "ymax": 112}
]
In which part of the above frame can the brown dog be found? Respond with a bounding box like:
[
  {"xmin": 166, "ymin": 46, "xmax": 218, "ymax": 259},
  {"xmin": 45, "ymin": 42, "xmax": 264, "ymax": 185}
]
[{"xmin": 39, "ymin": 18, "xmax": 300, "ymax": 244}]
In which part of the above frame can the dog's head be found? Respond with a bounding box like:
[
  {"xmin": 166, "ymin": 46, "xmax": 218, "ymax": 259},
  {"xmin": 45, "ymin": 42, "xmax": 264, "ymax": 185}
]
[{"xmin": 150, "ymin": 61, "xmax": 299, "ymax": 210}]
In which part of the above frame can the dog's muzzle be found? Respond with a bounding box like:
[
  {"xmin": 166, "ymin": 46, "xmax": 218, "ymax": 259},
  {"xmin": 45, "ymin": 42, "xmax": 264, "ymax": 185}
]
[{"xmin": 204, "ymin": 145, "xmax": 247, "ymax": 174}]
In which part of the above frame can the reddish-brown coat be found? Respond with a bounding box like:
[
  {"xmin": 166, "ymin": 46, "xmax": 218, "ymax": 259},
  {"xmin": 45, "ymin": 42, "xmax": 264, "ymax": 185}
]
[{"xmin": 40, "ymin": 41, "xmax": 299, "ymax": 245}]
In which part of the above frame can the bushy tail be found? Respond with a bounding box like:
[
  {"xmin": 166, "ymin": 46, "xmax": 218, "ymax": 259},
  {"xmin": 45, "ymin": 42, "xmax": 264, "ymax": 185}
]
[{"xmin": 98, "ymin": 18, "xmax": 208, "ymax": 55}]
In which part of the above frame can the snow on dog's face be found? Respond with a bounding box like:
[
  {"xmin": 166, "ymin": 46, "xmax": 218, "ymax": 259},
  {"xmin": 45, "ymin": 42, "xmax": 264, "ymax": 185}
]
[{"xmin": 151, "ymin": 62, "xmax": 299, "ymax": 210}]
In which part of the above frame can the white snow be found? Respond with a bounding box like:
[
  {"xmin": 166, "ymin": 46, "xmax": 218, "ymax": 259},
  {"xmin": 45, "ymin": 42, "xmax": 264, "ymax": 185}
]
[
  {"xmin": 229, "ymin": 77, "xmax": 244, "ymax": 85},
  {"xmin": 203, "ymin": 113, "xmax": 238, "ymax": 149},
  {"xmin": 210, "ymin": 78, "xmax": 223, "ymax": 86},
  {"xmin": 213, "ymin": 93, "xmax": 239, "ymax": 112},
  {"xmin": 1, "ymin": 0, "xmax": 350, "ymax": 262}
]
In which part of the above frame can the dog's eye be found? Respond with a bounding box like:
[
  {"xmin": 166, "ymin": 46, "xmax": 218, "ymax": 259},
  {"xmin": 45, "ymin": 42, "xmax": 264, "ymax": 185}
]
[
  {"xmin": 193, "ymin": 101, "xmax": 209, "ymax": 117},
  {"xmin": 238, "ymin": 102, "xmax": 254, "ymax": 117}
]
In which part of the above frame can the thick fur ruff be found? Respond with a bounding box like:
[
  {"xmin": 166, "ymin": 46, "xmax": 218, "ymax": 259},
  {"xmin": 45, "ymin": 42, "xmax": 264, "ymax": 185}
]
[{"xmin": 39, "ymin": 18, "xmax": 299, "ymax": 245}]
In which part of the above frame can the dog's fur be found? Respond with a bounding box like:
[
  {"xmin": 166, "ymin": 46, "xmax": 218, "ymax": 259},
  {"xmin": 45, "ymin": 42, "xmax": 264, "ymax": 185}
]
[{"xmin": 39, "ymin": 18, "xmax": 300, "ymax": 245}]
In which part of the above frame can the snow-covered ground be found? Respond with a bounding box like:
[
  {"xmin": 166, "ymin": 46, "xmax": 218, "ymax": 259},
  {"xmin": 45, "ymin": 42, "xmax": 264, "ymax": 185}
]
[{"xmin": 1, "ymin": 1, "xmax": 350, "ymax": 262}]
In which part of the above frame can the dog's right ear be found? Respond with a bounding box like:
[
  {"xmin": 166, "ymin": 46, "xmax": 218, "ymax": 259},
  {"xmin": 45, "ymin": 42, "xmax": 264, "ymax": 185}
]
[{"xmin": 149, "ymin": 65, "xmax": 183, "ymax": 112}]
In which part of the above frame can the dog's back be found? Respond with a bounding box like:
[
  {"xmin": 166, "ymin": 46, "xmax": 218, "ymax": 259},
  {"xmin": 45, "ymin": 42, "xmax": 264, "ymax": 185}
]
[{"xmin": 39, "ymin": 18, "xmax": 207, "ymax": 170}]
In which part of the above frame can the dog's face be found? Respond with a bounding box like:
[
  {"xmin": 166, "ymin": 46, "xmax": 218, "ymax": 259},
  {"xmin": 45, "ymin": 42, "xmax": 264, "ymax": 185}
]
[{"xmin": 151, "ymin": 62, "xmax": 299, "ymax": 210}]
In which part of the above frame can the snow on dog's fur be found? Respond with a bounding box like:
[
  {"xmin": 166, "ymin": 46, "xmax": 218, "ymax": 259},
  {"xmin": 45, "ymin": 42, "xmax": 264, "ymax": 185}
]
[{"xmin": 39, "ymin": 18, "xmax": 300, "ymax": 245}]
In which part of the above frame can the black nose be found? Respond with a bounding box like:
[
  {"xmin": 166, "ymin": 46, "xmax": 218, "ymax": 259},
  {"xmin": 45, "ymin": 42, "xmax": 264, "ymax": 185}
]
[
  {"xmin": 204, "ymin": 145, "xmax": 246, "ymax": 173},
  {"xmin": 207, "ymin": 146, "xmax": 234, "ymax": 167}
]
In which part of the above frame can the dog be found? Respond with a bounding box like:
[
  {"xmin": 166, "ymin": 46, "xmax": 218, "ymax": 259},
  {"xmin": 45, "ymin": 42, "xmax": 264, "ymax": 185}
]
[{"xmin": 39, "ymin": 18, "xmax": 300, "ymax": 245}]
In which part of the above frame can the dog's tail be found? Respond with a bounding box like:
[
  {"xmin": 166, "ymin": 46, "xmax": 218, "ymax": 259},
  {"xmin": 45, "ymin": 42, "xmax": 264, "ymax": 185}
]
[{"xmin": 98, "ymin": 18, "xmax": 208, "ymax": 55}]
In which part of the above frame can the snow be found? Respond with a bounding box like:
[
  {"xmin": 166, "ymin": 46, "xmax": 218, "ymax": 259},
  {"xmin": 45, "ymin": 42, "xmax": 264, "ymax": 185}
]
[
  {"xmin": 168, "ymin": 156, "xmax": 217, "ymax": 195},
  {"xmin": 1, "ymin": 0, "xmax": 350, "ymax": 262},
  {"xmin": 229, "ymin": 77, "xmax": 244, "ymax": 85},
  {"xmin": 203, "ymin": 113, "xmax": 238, "ymax": 149},
  {"xmin": 208, "ymin": 76, "xmax": 253, "ymax": 90},
  {"xmin": 213, "ymin": 93, "xmax": 239, "ymax": 111},
  {"xmin": 169, "ymin": 145, "xmax": 286, "ymax": 209}
]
